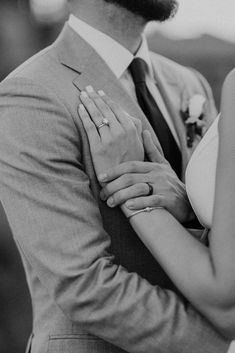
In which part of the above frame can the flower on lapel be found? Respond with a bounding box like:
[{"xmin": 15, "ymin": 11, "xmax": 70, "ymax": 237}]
[{"xmin": 182, "ymin": 94, "xmax": 207, "ymax": 148}]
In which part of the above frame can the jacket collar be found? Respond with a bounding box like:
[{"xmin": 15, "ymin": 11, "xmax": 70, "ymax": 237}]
[{"xmin": 55, "ymin": 23, "xmax": 164, "ymax": 151}]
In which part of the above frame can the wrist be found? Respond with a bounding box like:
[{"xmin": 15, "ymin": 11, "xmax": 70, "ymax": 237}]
[
  {"xmin": 121, "ymin": 204, "xmax": 164, "ymax": 220},
  {"xmin": 121, "ymin": 203, "xmax": 133, "ymax": 218}
]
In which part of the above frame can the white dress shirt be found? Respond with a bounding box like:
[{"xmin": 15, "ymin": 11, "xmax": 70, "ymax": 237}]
[
  {"xmin": 68, "ymin": 14, "xmax": 180, "ymax": 146},
  {"xmin": 68, "ymin": 14, "xmax": 234, "ymax": 353}
]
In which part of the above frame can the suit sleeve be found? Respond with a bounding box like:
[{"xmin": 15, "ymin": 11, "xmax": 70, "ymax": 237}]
[{"xmin": 0, "ymin": 77, "xmax": 229, "ymax": 353}]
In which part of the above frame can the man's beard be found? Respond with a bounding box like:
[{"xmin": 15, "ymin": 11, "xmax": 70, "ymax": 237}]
[{"xmin": 103, "ymin": 0, "xmax": 179, "ymax": 22}]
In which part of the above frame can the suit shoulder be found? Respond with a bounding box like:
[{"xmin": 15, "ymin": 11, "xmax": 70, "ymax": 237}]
[
  {"xmin": 150, "ymin": 51, "xmax": 205, "ymax": 89},
  {"xmin": 1, "ymin": 43, "xmax": 79, "ymax": 110},
  {"xmin": 3, "ymin": 44, "xmax": 73, "ymax": 94},
  {"xmin": 5, "ymin": 45, "xmax": 56, "ymax": 81}
]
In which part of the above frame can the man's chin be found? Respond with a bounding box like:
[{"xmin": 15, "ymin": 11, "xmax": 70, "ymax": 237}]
[{"xmin": 103, "ymin": 0, "xmax": 179, "ymax": 22}]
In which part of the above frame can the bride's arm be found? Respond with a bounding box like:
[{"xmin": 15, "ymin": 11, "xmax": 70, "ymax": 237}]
[
  {"xmin": 123, "ymin": 71, "xmax": 235, "ymax": 338},
  {"xmin": 78, "ymin": 78, "xmax": 235, "ymax": 338}
]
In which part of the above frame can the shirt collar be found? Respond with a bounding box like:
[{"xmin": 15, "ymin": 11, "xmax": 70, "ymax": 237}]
[
  {"xmin": 68, "ymin": 14, "xmax": 153, "ymax": 79},
  {"xmin": 135, "ymin": 36, "xmax": 153, "ymax": 78}
]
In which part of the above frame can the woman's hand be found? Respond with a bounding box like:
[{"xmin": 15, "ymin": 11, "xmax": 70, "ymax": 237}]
[
  {"xmin": 99, "ymin": 131, "xmax": 194, "ymax": 223},
  {"xmin": 79, "ymin": 87, "xmax": 144, "ymax": 177}
]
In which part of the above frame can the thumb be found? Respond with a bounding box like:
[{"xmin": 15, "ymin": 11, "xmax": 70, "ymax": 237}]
[{"xmin": 143, "ymin": 130, "xmax": 166, "ymax": 164}]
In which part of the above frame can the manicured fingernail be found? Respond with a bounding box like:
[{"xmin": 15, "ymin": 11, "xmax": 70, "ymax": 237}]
[
  {"xmin": 107, "ymin": 198, "xmax": 114, "ymax": 207},
  {"xmin": 98, "ymin": 90, "xmax": 105, "ymax": 97},
  {"xmin": 86, "ymin": 86, "xmax": 94, "ymax": 93},
  {"xmin": 126, "ymin": 201, "xmax": 134, "ymax": 209},
  {"xmin": 98, "ymin": 173, "xmax": 108, "ymax": 182},
  {"xmin": 81, "ymin": 91, "xmax": 88, "ymax": 98},
  {"xmin": 79, "ymin": 104, "xmax": 85, "ymax": 111}
]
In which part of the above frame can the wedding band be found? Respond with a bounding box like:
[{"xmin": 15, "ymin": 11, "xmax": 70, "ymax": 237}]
[
  {"xmin": 97, "ymin": 118, "xmax": 110, "ymax": 130},
  {"xmin": 146, "ymin": 182, "xmax": 154, "ymax": 196}
]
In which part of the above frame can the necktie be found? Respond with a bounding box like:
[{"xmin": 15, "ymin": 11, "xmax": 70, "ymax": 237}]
[{"xmin": 129, "ymin": 58, "xmax": 182, "ymax": 178}]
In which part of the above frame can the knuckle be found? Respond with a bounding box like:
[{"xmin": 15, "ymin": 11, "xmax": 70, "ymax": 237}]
[
  {"xmin": 123, "ymin": 174, "xmax": 133, "ymax": 185},
  {"xmin": 105, "ymin": 138, "xmax": 115, "ymax": 147},
  {"xmin": 109, "ymin": 101, "xmax": 119, "ymax": 111},
  {"xmin": 103, "ymin": 106, "xmax": 112, "ymax": 116},
  {"xmin": 96, "ymin": 145, "xmax": 105, "ymax": 155},
  {"xmin": 129, "ymin": 161, "xmax": 137, "ymax": 170},
  {"xmin": 103, "ymin": 96, "xmax": 112, "ymax": 104},
  {"xmin": 141, "ymin": 199, "xmax": 148, "ymax": 208},
  {"xmin": 93, "ymin": 97, "xmax": 103, "ymax": 107},
  {"xmin": 125, "ymin": 125, "xmax": 133, "ymax": 135},
  {"xmin": 149, "ymin": 170, "xmax": 157, "ymax": 178},
  {"xmin": 137, "ymin": 184, "xmax": 147, "ymax": 195},
  {"xmin": 134, "ymin": 119, "xmax": 142, "ymax": 132},
  {"xmin": 137, "ymin": 119, "xmax": 142, "ymax": 129},
  {"xmin": 104, "ymin": 184, "xmax": 112, "ymax": 196},
  {"xmin": 152, "ymin": 195, "xmax": 160, "ymax": 206},
  {"xmin": 113, "ymin": 192, "xmax": 122, "ymax": 204},
  {"xmin": 84, "ymin": 121, "xmax": 93, "ymax": 131},
  {"xmin": 172, "ymin": 194, "xmax": 178, "ymax": 204},
  {"xmin": 131, "ymin": 199, "xmax": 141, "ymax": 209},
  {"xmin": 95, "ymin": 99, "xmax": 109, "ymax": 112},
  {"xmin": 133, "ymin": 117, "xmax": 141, "ymax": 126},
  {"xmin": 85, "ymin": 100, "xmax": 94, "ymax": 108},
  {"xmin": 92, "ymin": 96, "xmax": 100, "ymax": 103},
  {"xmin": 116, "ymin": 129, "xmax": 126, "ymax": 138},
  {"xmin": 91, "ymin": 111, "xmax": 102, "ymax": 121}
]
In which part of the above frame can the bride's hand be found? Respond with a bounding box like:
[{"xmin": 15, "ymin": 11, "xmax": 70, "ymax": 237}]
[
  {"xmin": 79, "ymin": 87, "xmax": 144, "ymax": 178},
  {"xmin": 98, "ymin": 131, "xmax": 194, "ymax": 223}
]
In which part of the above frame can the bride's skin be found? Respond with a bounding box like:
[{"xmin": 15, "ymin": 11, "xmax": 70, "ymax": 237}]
[{"xmin": 78, "ymin": 70, "xmax": 235, "ymax": 339}]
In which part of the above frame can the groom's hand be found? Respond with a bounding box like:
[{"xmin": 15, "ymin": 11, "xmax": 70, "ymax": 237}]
[{"xmin": 99, "ymin": 161, "xmax": 195, "ymax": 224}]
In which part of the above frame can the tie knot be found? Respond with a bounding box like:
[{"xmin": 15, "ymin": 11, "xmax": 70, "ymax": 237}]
[{"xmin": 129, "ymin": 58, "xmax": 148, "ymax": 84}]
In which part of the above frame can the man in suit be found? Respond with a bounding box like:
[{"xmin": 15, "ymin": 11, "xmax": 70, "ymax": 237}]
[{"xmin": 0, "ymin": 0, "xmax": 232, "ymax": 352}]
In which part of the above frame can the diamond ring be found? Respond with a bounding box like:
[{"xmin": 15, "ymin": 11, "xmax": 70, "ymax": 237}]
[{"xmin": 97, "ymin": 118, "xmax": 110, "ymax": 130}]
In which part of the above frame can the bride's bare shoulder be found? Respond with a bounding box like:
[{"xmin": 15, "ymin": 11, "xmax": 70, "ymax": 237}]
[
  {"xmin": 220, "ymin": 69, "xmax": 235, "ymax": 154},
  {"xmin": 222, "ymin": 69, "xmax": 235, "ymax": 106},
  {"xmin": 221, "ymin": 69, "xmax": 235, "ymax": 126},
  {"xmin": 224, "ymin": 68, "xmax": 235, "ymax": 83}
]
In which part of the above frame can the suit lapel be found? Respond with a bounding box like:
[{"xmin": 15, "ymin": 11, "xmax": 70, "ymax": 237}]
[
  {"xmin": 57, "ymin": 24, "xmax": 163, "ymax": 151},
  {"xmin": 56, "ymin": 25, "xmax": 190, "ymax": 177},
  {"xmin": 151, "ymin": 59, "xmax": 189, "ymax": 177}
]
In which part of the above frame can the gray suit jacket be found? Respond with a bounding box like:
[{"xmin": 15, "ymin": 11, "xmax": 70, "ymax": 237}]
[{"xmin": 0, "ymin": 23, "xmax": 229, "ymax": 353}]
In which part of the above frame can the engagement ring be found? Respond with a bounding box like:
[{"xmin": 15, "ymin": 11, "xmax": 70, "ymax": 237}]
[{"xmin": 97, "ymin": 118, "xmax": 110, "ymax": 130}]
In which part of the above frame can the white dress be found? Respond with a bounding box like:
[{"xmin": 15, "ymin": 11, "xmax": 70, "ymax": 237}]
[
  {"xmin": 185, "ymin": 115, "xmax": 220, "ymax": 228},
  {"xmin": 185, "ymin": 116, "xmax": 235, "ymax": 350}
]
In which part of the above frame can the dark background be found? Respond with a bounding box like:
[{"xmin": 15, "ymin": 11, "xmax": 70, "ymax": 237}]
[{"xmin": 0, "ymin": 1, "xmax": 234, "ymax": 352}]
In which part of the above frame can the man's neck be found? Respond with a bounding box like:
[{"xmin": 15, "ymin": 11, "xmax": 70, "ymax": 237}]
[{"xmin": 69, "ymin": 0, "xmax": 146, "ymax": 54}]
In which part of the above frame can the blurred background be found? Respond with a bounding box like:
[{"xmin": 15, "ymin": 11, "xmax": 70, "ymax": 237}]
[{"xmin": 0, "ymin": 0, "xmax": 234, "ymax": 352}]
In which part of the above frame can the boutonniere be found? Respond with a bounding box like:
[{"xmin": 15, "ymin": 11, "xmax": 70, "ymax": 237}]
[{"xmin": 182, "ymin": 94, "xmax": 207, "ymax": 148}]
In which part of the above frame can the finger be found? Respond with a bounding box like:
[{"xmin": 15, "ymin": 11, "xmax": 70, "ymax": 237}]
[
  {"xmin": 98, "ymin": 161, "xmax": 154, "ymax": 183},
  {"xmin": 106, "ymin": 183, "xmax": 151, "ymax": 208},
  {"xmin": 80, "ymin": 91, "xmax": 111, "ymax": 141},
  {"xmin": 143, "ymin": 130, "xmax": 166, "ymax": 164},
  {"xmin": 125, "ymin": 195, "xmax": 165, "ymax": 210},
  {"xmin": 85, "ymin": 86, "xmax": 120, "ymax": 129},
  {"xmin": 98, "ymin": 90, "xmax": 135, "ymax": 131},
  {"xmin": 100, "ymin": 173, "xmax": 152, "ymax": 200},
  {"xmin": 78, "ymin": 104, "xmax": 100, "ymax": 146},
  {"xmin": 80, "ymin": 91, "xmax": 104, "ymax": 126},
  {"xmin": 129, "ymin": 116, "xmax": 142, "ymax": 136}
]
